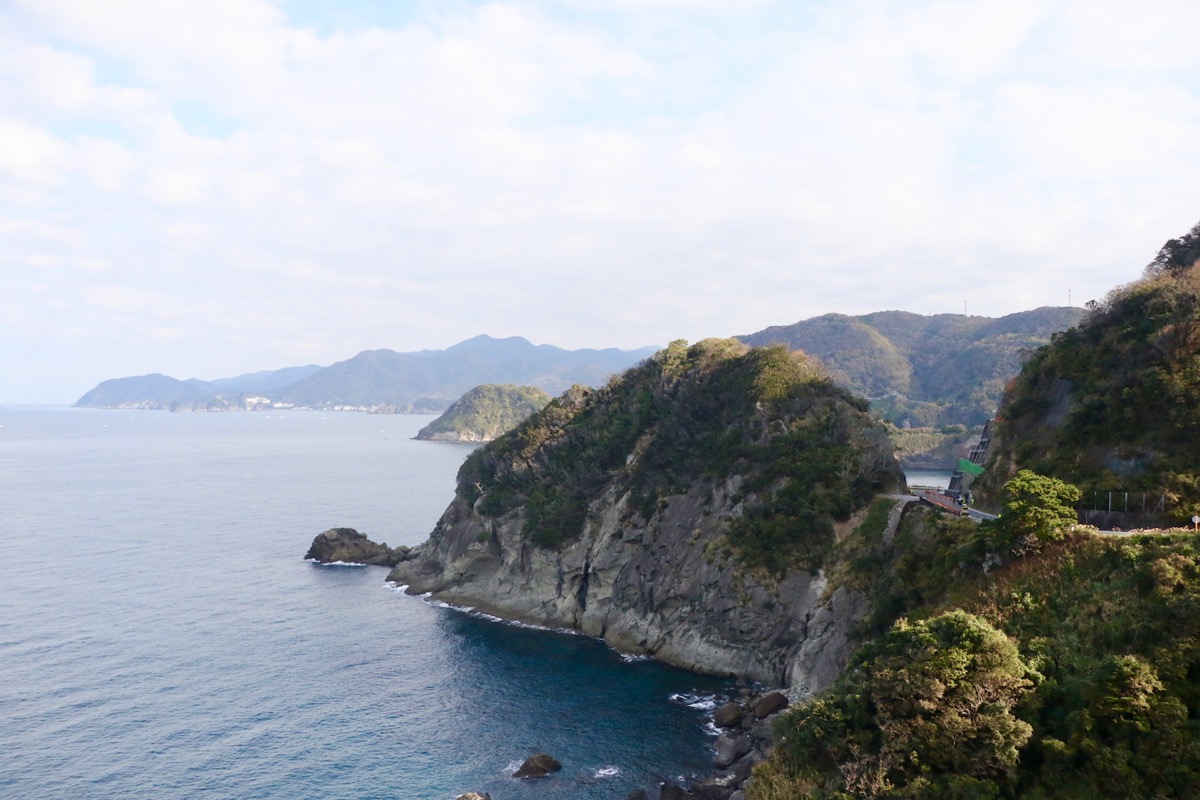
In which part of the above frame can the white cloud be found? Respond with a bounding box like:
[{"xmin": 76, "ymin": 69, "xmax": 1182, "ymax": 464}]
[
  {"xmin": 0, "ymin": 117, "xmax": 67, "ymax": 183},
  {"xmin": 2, "ymin": 0, "xmax": 1200, "ymax": 402}
]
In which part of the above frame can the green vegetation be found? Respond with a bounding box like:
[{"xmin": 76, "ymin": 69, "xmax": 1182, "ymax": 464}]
[
  {"xmin": 979, "ymin": 220, "xmax": 1200, "ymax": 522},
  {"xmin": 457, "ymin": 339, "xmax": 903, "ymax": 563},
  {"xmin": 755, "ymin": 610, "xmax": 1035, "ymax": 800},
  {"xmin": 986, "ymin": 470, "xmax": 1082, "ymax": 555},
  {"xmin": 414, "ymin": 384, "xmax": 550, "ymax": 442},
  {"xmin": 754, "ymin": 495, "xmax": 1200, "ymax": 799},
  {"xmin": 744, "ymin": 226, "xmax": 1200, "ymax": 799},
  {"xmin": 740, "ymin": 307, "xmax": 1083, "ymax": 428}
]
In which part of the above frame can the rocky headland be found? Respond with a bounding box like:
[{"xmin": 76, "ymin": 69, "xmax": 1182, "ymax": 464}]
[{"xmin": 388, "ymin": 339, "xmax": 905, "ymax": 690}]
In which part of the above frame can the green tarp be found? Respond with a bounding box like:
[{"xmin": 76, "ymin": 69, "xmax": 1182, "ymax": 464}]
[{"xmin": 959, "ymin": 458, "xmax": 985, "ymax": 476}]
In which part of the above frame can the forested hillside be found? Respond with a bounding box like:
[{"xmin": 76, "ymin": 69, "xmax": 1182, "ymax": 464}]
[
  {"xmin": 978, "ymin": 220, "xmax": 1200, "ymax": 523},
  {"xmin": 740, "ymin": 307, "xmax": 1083, "ymax": 427},
  {"xmin": 749, "ymin": 220, "xmax": 1200, "ymax": 800}
]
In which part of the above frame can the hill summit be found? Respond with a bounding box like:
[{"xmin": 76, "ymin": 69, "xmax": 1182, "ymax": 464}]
[{"xmin": 979, "ymin": 219, "xmax": 1200, "ymax": 523}]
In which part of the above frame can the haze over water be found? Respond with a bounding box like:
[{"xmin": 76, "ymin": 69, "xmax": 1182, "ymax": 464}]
[{"xmin": 0, "ymin": 408, "xmax": 730, "ymax": 800}]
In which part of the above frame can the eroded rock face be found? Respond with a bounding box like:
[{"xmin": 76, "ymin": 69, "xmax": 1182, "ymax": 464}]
[
  {"xmin": 389, "ymin": 480, "xmax": 890, "ymax": 689},
  {"xmin": 304, "ymin": 528, "xmax": 412, "ymax": 567}
]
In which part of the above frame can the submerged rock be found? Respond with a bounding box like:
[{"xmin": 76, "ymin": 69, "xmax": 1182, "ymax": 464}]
[
  {"xmin": 304, "ymin": 527, "xmax": 412, "ymax": 567},
  {"xmin": 456, "ymin": 793, "xmax": 491, "ymax": 800},
  {"xmin": 512, "ymin": 752, "xmax": 562, "ymax": 778}
]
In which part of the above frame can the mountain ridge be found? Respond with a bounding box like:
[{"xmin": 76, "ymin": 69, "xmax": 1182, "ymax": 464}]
[
  {"xmin": 738, "ymin": 306, "xmax": 1085, "ymax": 426},
  {"xmin": 74, "ymin": 335, "xmax": 659, "ymax": 412}
]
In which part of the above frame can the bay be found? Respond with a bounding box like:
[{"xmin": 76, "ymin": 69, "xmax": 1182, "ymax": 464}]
[{"xmin": 0, "ymin": 408, "xmax": 729, "ymax": 800}]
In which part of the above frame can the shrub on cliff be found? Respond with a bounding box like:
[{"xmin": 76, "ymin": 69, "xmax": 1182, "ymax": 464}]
[{"xmin": 757, "ymin": 610, "xmax": 1035, "ymax": 800}]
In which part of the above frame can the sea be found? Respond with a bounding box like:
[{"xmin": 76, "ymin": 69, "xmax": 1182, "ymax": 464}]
[
  {"xmin": 0, "ymin": 408, "xmax": 734, "ymax": 800},
  {"xmin": 903, "ymin": 468, "xmax": 954, "ymax": 491}
]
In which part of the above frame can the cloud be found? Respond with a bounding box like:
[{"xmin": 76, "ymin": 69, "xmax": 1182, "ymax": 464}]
[{"xmin": 2, "ymin": 0, "xmax": 1200, "ymax": 402}]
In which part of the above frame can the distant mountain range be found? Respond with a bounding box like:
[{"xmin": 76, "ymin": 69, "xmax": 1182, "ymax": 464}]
[
  {"xmin": 737, "ymin": 306, "xmax": 1085, "ymax": 427},
  {"xmin": 75, "ymin": 335, "xmax": 660, "ymax": 412},
  {"xmin": 77, "ymin": 308, "xmax": 1085, "ymax": 422}
]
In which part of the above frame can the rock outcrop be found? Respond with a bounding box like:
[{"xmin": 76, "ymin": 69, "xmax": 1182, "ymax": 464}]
[
  {"xmin": 304, "ymin": 528, "xmax": 413, "ymax": 567},
  {"xmin": 389, "ymin": 340, "xmax": 905, "ymax": 689},
  {"xmin": 512, "ymin": 752, "xmax": 562, "ymax": 778},
  {"xmin": 392, "ymin": 483, "xmax": 877, "ymax": 688}
]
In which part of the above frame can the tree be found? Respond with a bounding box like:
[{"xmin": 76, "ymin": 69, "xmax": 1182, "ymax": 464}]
[
  {"xmin": 768, "ymin": 611, "xmax": 1036, "ymax": 799},
  {"xmin": 1146, "ymin": 218, "xmax": 1200, "ymax": 278},
  {"xmin": 991, "ymin": 470, "xmax": 1081, "ymax": 555}
]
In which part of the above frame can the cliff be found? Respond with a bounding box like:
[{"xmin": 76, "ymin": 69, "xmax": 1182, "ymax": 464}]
[
  {"xmin": 389, "ymin": 339, "xmax": 906, "ymax": 689},
  {"xmin": 414, "ymin": 384, "xmax": 550, "ymax": 443}
]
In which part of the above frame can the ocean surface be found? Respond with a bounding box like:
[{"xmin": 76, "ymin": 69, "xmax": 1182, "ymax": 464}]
[{"xmin": 0, "ymin": 408, "xmax": 732, "ymax": 800}]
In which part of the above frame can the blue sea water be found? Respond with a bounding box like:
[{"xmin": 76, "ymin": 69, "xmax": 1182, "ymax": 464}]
[{"xmin": 0, "ymin": 408, "xmax": 730, "ymax": 800}]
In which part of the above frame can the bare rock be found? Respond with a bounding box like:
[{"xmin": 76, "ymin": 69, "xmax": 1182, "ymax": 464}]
[
  {"xmin": 730, "ymin": 750, "xmax": 765, "ymax": 784},
  {"xmin": 691, "ymin": 772, "xmax": 739, "ymax": 799},
  {"xmin": 713, "ymin": 733, "xmax": 754, "ymax": 769},
  {"xmin": 456, "ymin": 794, "xmax": 491, "ymax": 800},
  {"xmin": 513, "ymin": 752, "xmax": 562, "ymax": 778},
  {"xmin": 713, "ymin": 701, "xmax": 745, "ymax": 728},
  {"xmin": 750, "ymin": 691, "xmax": 788, "ymax": 719},
  {"xmin": 660, "ymin": 785, "xmax": 686, "ymax": 800},
  {"xmin": 304, "ymin": 528, "xmax": 410, "ymax": 567}
]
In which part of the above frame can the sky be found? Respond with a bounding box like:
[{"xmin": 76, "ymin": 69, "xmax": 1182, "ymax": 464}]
[{"xmin": 4, "ymin": 0, "xmax": 1200, "ymax": 403}]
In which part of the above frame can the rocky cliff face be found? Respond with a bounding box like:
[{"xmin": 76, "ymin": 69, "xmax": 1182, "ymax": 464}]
[{"xmin": 390, "ymin": 339, "xmax": 905, "ymax": 690}]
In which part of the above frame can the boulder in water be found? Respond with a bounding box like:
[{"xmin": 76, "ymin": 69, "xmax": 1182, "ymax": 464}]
[
  {"xmin": 512, "ymin": 752, "xmax": 562, "ymax": 778},
  {"xmin": 304, "ymin": 527, "xmax": 411, "ymax": 567},
  {"xmin": 713, "ymin": 701, "xmax": 745, "ymax": 728}
]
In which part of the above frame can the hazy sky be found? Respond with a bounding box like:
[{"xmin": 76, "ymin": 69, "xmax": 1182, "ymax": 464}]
[{"xmin": 4, "ymin": 0, "xmax": 1200, "ymax": 403}]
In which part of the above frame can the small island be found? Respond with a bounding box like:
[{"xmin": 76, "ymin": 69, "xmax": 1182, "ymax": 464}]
[{"xmin": 414, "ymin": 384, "xmax": 550, "ymax": 443}]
